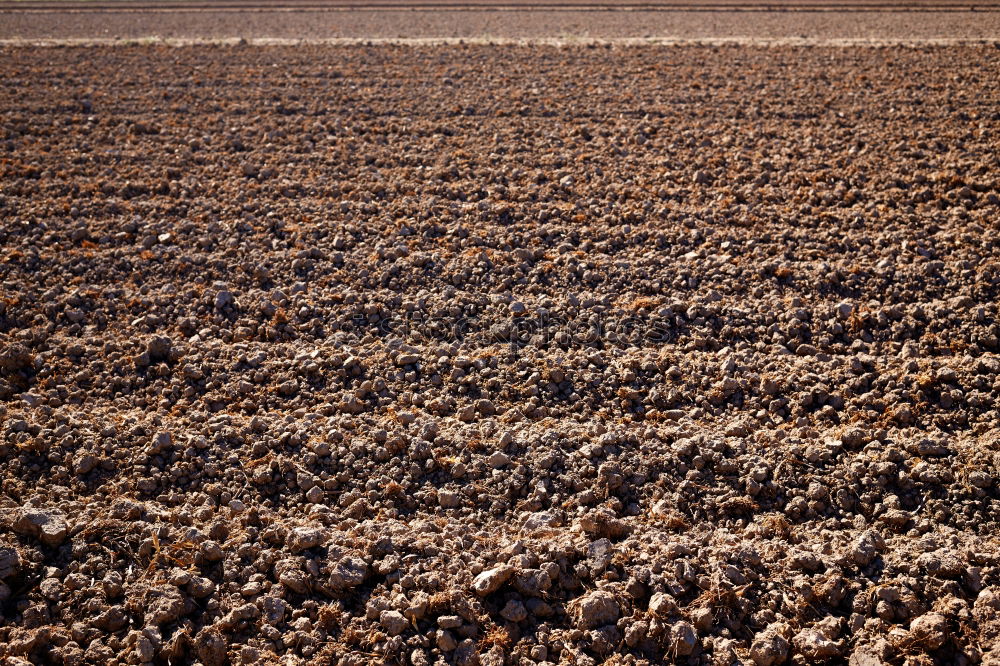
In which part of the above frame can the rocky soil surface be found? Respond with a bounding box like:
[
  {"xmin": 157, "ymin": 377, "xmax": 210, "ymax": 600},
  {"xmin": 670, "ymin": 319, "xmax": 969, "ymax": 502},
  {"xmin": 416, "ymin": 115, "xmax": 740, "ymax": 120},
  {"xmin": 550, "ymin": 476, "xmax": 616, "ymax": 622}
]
[{"xmin": 2, "ymin": 43, "xmax": 1000, "ymax": 665}]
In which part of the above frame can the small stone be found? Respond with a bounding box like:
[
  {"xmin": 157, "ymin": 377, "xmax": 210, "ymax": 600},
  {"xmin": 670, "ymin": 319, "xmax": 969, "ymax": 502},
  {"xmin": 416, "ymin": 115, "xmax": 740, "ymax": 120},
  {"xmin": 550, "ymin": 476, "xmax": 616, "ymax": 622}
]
[
  {"xmin": 136, "ymin": 636, "xmax": 155, "ymax": 662},
  {"xmin": 41, "ymin": 579, "xmax": 65, "ymax": 602},
  {"xmin": 500, "ymin": 599, "xmax": 528, "ymax": 623},
  {"xmin": 102, "ymin": 572, "xmax": 124, "ymax": 598},
  {"xmin": 692, "ymin": 606, "xmax": 714, "ymax": 631},
  {"xmin": 169, "ymin": 568, "xmax": 192, "ymax": 586},
  {"xmin": 438, "ymin": 615, "xmax": 463, "ymax": 629},
  {"xmin": 841, "ymin": 428, "xmax": 867, "ymax": 448},
  {"xmin": 149, "ymin": 431, "xmax": 173, "ymax": 454},
  {"xmin": 404, "ymin": 596, "xmax": 428, "ymax": 621},
  {"xmin": 381, "ymin": 610, "xmax": 409, "ymax": 636},
  {"xmin": 275, "ymin": 560, "xmax": 308, "ymax": 594},
  {"xmin": 625, "ymin": 622, "xmax": 648, "ymax": 648},
  {"xmin": 513, "ymin": 568, "xmax": 551, "ymax": 596},
  {"xmin": 487, "ymin": 451, "xmax": 510, "ymax": 468},
  {"xmin": 836, "ymin": 302, "xmax": 855, "ymax": 320},
  {"xmin": 852, "ymin": 530, "xmax": 886, "ymax": 566},
  {"xmin": 339, "ymin": 394, "xmax": 364, "ymax": 414},
  {"xmin": 287, "ymin": 526, "xmax": 325, "ymax": 552},
  {"xmin": 0, "ymin": 545, "xmax": 20, "ymax": 579},
  {"xmin": 969, "ymin": 471, "xmax": 994, "ymax": 488},
  {"xmin": 439, "ymin": 489, "xmax": 461, "ymax": 509},
  {"xmin": 13, "ymin": 508, "xmax": 69, "ymax": 547},
  {"xmin": 74, "ymin": 454, "xmax": 98, "ymax": 476},
  {"xmin": 587, "ymin": 538, "xmax": 613, "ymax": 570},
  {"xmin": 579, "ymin": 507, "xmax": 630, "ymax": 539},
  {"xmin": 916, "ymin": 551, "xmax": 964, "ymax": 578},
  {"xmin": 649, "ymin": 592, "xmax": 677, "ymax": 616},
  {"xmin": 573, "ymin": 590, "xmax": 619, "ymax": 629},
  {"xmin": 396, "ymin": 353, "xmax": 420, "ymax": 366},
  {"xmin": 521, "ymin": 511, "xmax": 560, "ymax": 532},
  {"xmin": 909, "ymin": 612, "xmax": 950, "ymax": 650},
  {"xmin": 849, "ymin": 642, "xmax": 890, "ymax": 666},
  {"xmin": 793, "ymin": 627, "xmax": 845, "ymax": 660},
  {"xmin": 436, "ymin": 629, "xmax": 458, "ymax": 651},
  {"xmin": 671, "ymin": 621, "xmax": 697, "ymax": 656},
  {"xmin": 146, "ymin": 335, "xmax": 171, "ymax": 361},
  {"xmin": 194, "ymin": 626, "xmax": 227, "ymax": 666},
  {"xmin": 0, "ymin": 343, "xmax": 33, "ymax": 372},
  {"xmin": 937, "ymin": 366, "xmax": 958, "ymax": 383},
  {"xmin": 329, "ymin": 556, "xmax": 368, "ymax": 590},
  {"xmin": 201, "ymin": 541, "xmax": 224, "ymax": 561},
  {"xmin": 214, "ymin": 290, "xmax": 233, "ymax": 310},
  {"xmin": 262, "ymin": 596, "xmax": 288, "ymax": 625},
  {"xmin": 909, "ymin": 438, "xmax": 950, "ymax": 456},
  {"xmin": 145, "ymin": 585, "xmax": 186, "ymax": 626},
  {"xmin": 751, "ymin": 627, "xmax": 790, "ymax": 666},
  {"xmin": 188, "ymin": 576, "xmax": 216, "ymax": 599},
  {"xmin": 472, "ymin": 565, "xmax": 514, "ymax": 596}
]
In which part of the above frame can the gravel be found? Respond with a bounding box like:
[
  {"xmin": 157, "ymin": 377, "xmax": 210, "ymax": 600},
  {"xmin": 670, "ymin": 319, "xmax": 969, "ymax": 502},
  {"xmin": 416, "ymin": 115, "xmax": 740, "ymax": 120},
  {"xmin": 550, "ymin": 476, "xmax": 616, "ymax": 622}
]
[{"xmin": 1, "ymin": 42, "xmax": 1000, "ymax": 665}]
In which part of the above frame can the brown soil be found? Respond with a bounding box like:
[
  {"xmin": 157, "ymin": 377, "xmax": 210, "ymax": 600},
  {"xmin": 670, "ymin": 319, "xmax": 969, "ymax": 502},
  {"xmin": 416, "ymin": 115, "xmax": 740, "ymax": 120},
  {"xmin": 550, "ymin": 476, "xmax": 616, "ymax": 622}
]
[
  {"xmin": 1, "ymin": 43, "xmax": 1000, "ymax": 666},
  {"xmin": 2, "ymin": 2, "xmax": 1000, "ymax": 42}
]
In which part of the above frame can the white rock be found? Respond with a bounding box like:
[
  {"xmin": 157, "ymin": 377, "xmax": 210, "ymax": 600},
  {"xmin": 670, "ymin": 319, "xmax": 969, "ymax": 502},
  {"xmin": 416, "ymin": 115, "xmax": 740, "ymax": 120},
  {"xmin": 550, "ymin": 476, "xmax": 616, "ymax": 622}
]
[
  {"xmin": 471, "ymin": 565, "xmax": 514, "ymax": 596},
  {"xmin": 438, "ymin": 489, "xmax": 461, "ymax": 508},
  {"xmin": 380, "ymin": 610, "xmax": 409, "ymax": 636},
  {"xmin": 487, "ymin": 451, "xmax": 510, "ymax": 468}
]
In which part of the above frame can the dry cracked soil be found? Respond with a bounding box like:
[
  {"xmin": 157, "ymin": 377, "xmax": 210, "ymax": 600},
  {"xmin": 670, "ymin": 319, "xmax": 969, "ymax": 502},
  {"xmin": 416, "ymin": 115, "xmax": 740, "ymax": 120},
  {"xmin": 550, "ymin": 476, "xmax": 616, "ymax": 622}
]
[{"xmin": 2, "ymin": 42, "xmax": 1000, "ymax": 666}]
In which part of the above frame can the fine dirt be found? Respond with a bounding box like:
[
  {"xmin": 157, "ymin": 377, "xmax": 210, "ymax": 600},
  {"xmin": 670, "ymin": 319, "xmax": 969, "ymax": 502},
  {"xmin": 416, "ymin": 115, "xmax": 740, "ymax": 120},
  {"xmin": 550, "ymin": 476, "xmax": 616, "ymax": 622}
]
[
  {"xmin": 2, "ymin": 43, "xmax": 1000, "ymax": 666},
  {"xmin": 3, "ymin": 2, "xmax": 1000, "ymax": 43}
]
